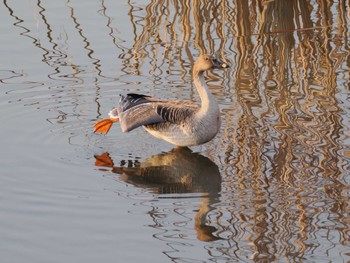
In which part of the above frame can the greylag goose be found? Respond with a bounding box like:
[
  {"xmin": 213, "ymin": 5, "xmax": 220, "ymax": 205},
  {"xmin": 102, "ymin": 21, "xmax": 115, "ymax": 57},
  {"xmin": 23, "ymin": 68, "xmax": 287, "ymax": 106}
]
[{"xmin": 94, "ymin": 54, "xmax": 229, "ymax": 146}]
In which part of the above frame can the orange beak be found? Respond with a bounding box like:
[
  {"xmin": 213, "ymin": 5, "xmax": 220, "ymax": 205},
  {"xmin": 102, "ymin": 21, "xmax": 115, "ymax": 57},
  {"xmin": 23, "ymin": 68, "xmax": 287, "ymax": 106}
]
[{"xmin": 94, "ymin": 118, "xmax": 119, "ymax": 134}]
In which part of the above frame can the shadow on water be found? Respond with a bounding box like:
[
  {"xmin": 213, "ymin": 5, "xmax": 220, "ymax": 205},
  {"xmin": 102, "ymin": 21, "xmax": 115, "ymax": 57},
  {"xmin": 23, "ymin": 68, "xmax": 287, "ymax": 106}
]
[{"xmin": 95, "ymin": 147, "xmax": 222, "ymax": 242}]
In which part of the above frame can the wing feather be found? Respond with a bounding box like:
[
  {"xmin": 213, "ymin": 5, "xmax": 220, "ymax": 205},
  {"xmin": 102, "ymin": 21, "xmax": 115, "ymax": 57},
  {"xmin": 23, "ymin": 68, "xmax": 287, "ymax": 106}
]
[{"xmin": 119, "ymin": 100, "xmax": 198, "ymax": 132}]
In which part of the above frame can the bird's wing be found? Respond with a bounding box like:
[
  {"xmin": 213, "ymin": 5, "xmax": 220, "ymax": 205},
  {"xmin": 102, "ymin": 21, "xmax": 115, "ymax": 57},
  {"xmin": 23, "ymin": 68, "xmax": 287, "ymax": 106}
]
[{"xmin": 119, "ymin": 100, "xmax": 198, "ymax": 132}]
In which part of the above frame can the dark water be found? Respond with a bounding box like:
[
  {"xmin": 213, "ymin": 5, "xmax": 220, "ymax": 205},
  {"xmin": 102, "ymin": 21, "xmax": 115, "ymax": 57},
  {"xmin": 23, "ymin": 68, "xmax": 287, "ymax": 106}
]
[{"xmin": 1, "ymin": 0, "xmax": 350, "ymax": 262}]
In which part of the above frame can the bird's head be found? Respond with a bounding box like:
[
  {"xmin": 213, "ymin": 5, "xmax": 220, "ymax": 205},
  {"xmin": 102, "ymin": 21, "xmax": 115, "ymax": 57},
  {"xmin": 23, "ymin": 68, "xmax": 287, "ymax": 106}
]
[{"xmin": 194, "ymin": 54, "xmax": 230, "ymax": 72}]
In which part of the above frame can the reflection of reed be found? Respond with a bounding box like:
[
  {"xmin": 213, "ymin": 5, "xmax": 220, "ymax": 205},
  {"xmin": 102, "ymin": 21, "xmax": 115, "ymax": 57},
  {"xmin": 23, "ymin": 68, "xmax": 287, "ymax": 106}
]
[
  {"xmin": 123, "ymin": 0, "xmax": 350, "ymax": 261},
  {"xmin": 3, "ymin": 0, "xmax": 61, "ymax": 76},
  {"xmin": 229, "ymin": 1, "xmax": 349, "ymax": 261},
  {"xmin": 66, "ymin": 0, "xmax": 102, "ymax": 77},
  {"xmin": 4, "ymin": 0, "xmax": 350, "ymax": 260},
  {"xmin": 95, "ymin": 147, "xmax": 222, "ymax": 242},
  {"xmin": 125, "ymin": 0, "xmax": 235, "ymax": 76}
]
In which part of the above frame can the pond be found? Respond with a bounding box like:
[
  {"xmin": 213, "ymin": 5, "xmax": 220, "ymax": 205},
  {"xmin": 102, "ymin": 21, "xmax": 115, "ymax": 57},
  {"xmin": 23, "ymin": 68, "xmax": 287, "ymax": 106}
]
[{"xmin": 1, "ymin": 0, "xmax": 349, "ymax": 262}]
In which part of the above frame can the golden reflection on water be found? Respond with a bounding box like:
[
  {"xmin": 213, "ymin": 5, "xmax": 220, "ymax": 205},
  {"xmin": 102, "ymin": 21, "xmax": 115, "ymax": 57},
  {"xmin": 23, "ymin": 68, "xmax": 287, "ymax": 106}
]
[
  {"xmin": 2, "ymin": 0, "xmax": 350, "ymax": 261},
  {"xmin": 122, "ymin": 0, "xmax": 350, "ymax": 261}
]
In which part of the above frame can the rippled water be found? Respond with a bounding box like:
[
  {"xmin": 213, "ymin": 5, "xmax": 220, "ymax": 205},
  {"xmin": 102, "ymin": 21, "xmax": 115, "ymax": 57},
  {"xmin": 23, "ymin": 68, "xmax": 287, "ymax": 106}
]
[{"xmin": 1, "ymin": 0, "xmax": 350, "ymax": 262}]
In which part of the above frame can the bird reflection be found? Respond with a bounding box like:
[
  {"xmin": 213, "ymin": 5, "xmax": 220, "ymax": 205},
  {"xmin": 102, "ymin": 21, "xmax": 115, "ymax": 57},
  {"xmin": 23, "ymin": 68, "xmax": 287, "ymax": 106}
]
[{"xmin": 94, "ymin": 147, "xmax": 222, "ymax": 242}]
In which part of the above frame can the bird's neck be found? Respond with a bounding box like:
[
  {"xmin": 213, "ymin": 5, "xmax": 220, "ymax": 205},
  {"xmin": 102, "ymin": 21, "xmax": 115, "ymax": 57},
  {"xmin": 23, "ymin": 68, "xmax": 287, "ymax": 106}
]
[{"xmin": 193, "ymin": 70, "xmax": 219, "ymax": 113}]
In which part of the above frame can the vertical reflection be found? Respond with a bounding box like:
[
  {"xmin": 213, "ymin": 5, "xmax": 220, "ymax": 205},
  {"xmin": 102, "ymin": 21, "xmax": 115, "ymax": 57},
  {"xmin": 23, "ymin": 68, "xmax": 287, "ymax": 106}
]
[
  {"xmin": 3, "ymin": 0, "xmax": 61, "ymax": 77},
  {"xmin": 99, "ymin": 0, "xmax": 126, "ymax": 53},
  {"xmin": 66, "ymin": 0, "xmax": 102, "ymax": 77},
  {"xmin": 36, "ymin": 0, "xmax": 67, "ymax": 77},
  {"xmin": 124, "ymin": 0, "xmax": 237, "ymax": 76},
  {"xmin": 114, "ymin": 0, "xmax": 350, "ymax": 261}
]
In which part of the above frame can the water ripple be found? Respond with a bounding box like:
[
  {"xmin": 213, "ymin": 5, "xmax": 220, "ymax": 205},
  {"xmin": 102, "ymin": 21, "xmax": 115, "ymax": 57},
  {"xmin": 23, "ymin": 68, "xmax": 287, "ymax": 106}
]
[{"xmin": 1, "ymin": 0, "xmax": 350, "ymax": 262}]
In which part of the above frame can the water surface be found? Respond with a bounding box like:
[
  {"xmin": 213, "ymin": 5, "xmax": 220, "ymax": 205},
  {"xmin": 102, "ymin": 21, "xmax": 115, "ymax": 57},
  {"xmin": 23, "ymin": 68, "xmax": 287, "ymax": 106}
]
[{"xmin": 1, "ymin": 0, "xmax": 350, "ymax": 262}]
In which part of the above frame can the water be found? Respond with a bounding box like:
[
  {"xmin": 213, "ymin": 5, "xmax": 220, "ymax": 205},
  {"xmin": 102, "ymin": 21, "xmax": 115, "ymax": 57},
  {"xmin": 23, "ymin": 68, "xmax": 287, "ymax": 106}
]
[{"xmin": 1, "ymin": 0, "xmax": 350, "ymax": 262}]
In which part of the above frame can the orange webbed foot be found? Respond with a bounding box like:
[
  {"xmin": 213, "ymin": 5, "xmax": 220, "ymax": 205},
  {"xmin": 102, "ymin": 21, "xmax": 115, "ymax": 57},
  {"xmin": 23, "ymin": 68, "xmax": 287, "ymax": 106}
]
[{"xmin": 94, "ymin": 118, "xmax": 119, "ymax": 134}]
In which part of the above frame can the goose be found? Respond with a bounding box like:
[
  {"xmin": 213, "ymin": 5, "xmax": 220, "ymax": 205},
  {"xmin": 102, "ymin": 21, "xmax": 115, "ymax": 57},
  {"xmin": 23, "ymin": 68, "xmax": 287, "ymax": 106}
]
[{"xmin": 94, "ymin": 54, "xmax": 229, "ymax": 147}]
